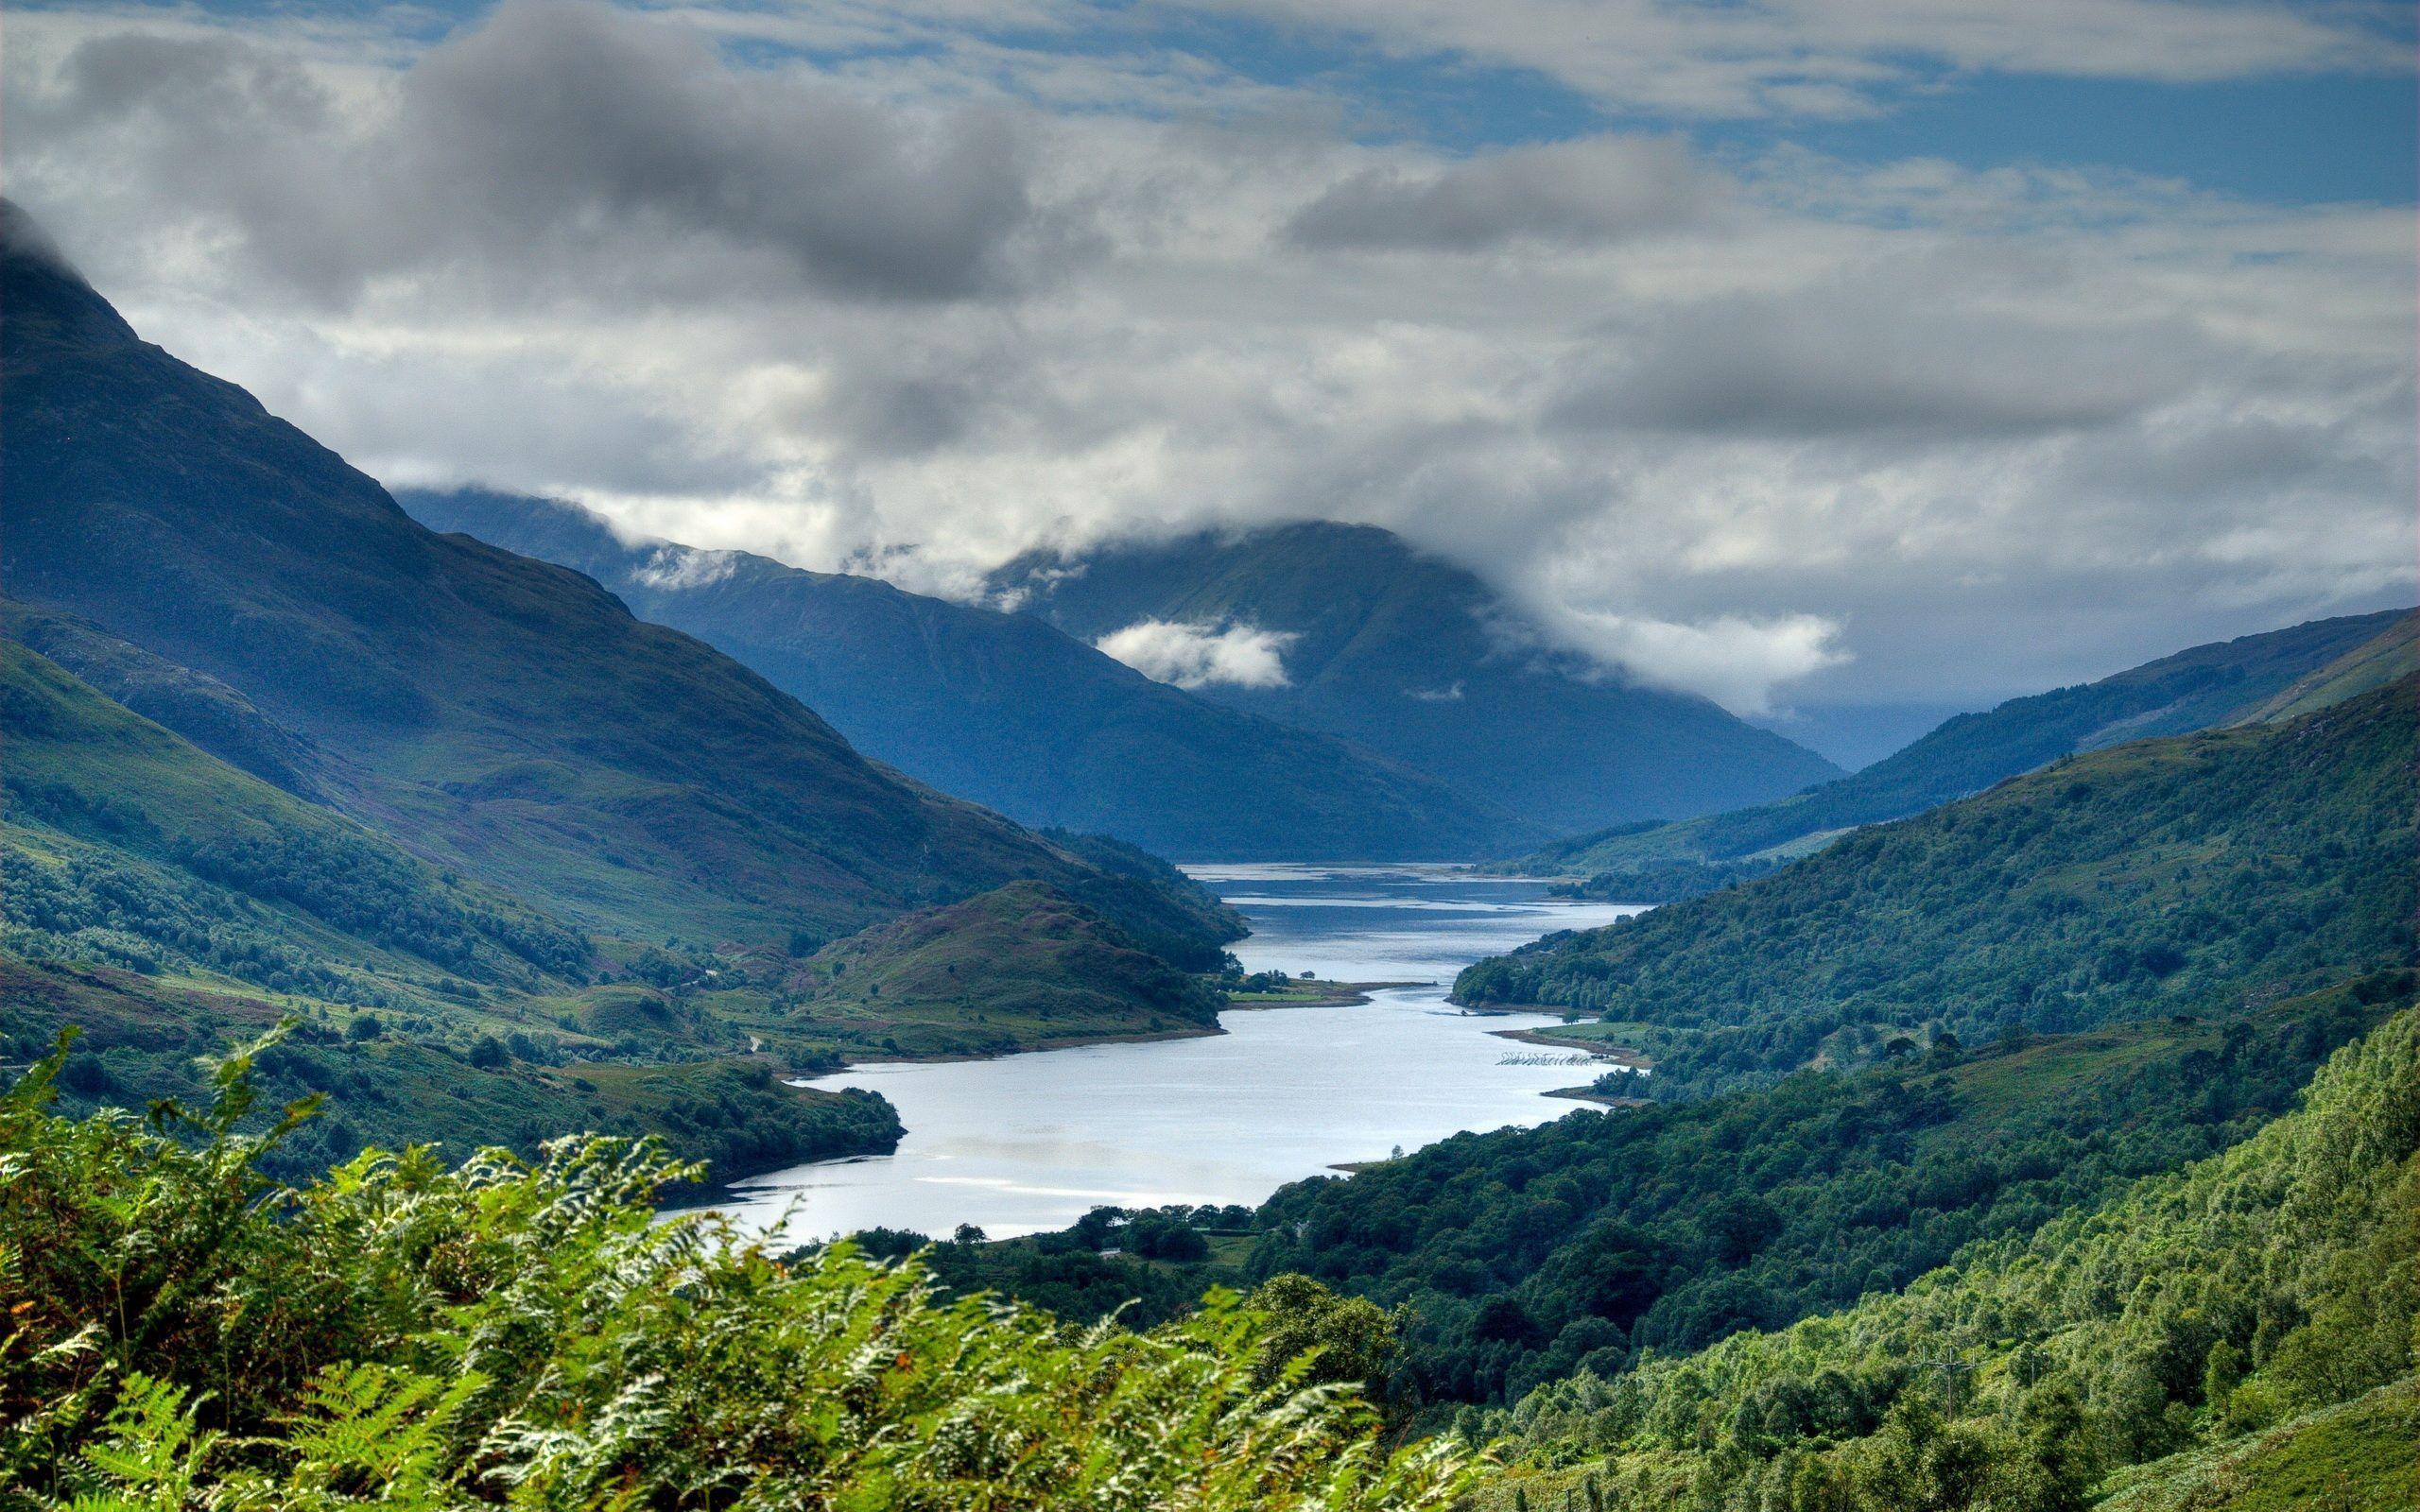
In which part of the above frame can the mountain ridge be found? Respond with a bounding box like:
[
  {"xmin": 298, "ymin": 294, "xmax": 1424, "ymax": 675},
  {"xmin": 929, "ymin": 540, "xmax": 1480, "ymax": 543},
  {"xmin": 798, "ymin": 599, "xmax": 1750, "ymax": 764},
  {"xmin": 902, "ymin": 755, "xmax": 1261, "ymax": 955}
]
[
  {"xmin": 987, "ymin": 522, "xmax": 1844, "ymax": 834},
  {"xmin": 398, "ymin": 488, "xmax": 1536, "ymax": 860},
  {"xmin": 1510, "ymin": 605, "xmax": 2413, "ymax": 888}
]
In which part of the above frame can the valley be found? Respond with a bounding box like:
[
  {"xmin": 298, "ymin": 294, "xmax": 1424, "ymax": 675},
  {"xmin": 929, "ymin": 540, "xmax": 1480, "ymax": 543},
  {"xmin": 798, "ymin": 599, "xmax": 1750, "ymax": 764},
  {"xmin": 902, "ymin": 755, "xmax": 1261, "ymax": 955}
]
[{"xmin": 3, "ymin": 192, "xmax": 2411, "ymax": 1512}]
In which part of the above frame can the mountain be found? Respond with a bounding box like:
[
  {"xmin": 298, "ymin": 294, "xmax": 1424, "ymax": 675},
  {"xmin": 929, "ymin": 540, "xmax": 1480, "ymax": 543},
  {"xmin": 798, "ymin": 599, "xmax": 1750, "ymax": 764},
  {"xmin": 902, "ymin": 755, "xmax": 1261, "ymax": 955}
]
[
  {"xmin": 1456, "ymin": 673, "xmax": 2418, "ymax": 1097},
  {"xmin": 398, "ymin": 489, "xmax": 1531, "ymax": 861},
  {"xmin": 1512, "ymin": 607, "xmax": 2413, "ymax": 890},
  {"xmin": 0, "ymin": 200, "xmax": 1250, "ymax": 1177},
  {"xmin": 985, "ymin": 523, "xmax": 1842, "ymax": 835},
  {"xmin": 0, "ymin": 204, "xmax": 1225, "ymax": 957}
]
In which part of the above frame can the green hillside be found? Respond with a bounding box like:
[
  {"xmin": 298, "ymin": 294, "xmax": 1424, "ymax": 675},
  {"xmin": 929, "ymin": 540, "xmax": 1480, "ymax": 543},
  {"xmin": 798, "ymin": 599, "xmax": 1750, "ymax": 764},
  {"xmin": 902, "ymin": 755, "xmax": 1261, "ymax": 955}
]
[
  {"xmin": 0, "ymin": 639, "xmax": 903, "ymax": 1178},
  {"xmin": 2, "ymin": 636, "xmax": 586, "ymax": 1004},
  {"xmin": 0, "ymin": 215, "xmax": 1222, "ymax": 954},
  {"xmin": 1469, "ymin": 1004, "xmax": 2420, "ymax": 1511},
  {"xmin": 731, "ymin": 880, "xmax": 1229, "ymax": 1062},
  {"xmin": 989, "ymin": 523, "xmax": 1841, "ymax": 835},
  {"xmin": 2232, "ymin": 610, "xmax": 2419, "ymax": 725},
  {"xmin": 1512, "ymin": 609, "xmax": 2410, "ymax": 894},
  {"xmin": 401, "ymin": 489, "xmax": 1531, "ymax": 860},
  {"xmin": 1456, "ymin": 675, "xmax": 2416, "ymax": 1097}
]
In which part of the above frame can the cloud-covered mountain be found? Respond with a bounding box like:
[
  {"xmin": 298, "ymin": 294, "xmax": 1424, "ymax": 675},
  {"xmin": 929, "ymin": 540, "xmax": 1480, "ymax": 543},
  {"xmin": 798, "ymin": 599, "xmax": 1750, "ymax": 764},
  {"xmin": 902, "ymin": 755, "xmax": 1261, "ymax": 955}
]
[
  {"xmin": 401, "ymin": 489, "xmax": 1532, "ymax": 861},
  {"xmin": 989, "ymin": 522, "xmax": 1843, "ymax": 835}
]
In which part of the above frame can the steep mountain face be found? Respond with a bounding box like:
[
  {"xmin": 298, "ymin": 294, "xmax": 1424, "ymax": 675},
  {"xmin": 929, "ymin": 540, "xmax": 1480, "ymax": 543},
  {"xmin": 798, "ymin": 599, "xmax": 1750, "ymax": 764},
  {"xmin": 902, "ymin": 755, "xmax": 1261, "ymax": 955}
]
[
  {"xmin": 1515, "ymin": 606, "xmax": 2413, "ymax": 885},
  {"xmin": 0, "ymin": 208, "xmax": 1219, "ymax": 950},
  {"xmin": 399, "ymin": 490, "xmax": 1532, "ymax": 860},
  {"xmin": 986, "ymin": 524, "xmax": 1841, "ymax": 835},
  {"xmin": 1458, "ymin": 673, "xmax": 2419, "ymax": 1097}
]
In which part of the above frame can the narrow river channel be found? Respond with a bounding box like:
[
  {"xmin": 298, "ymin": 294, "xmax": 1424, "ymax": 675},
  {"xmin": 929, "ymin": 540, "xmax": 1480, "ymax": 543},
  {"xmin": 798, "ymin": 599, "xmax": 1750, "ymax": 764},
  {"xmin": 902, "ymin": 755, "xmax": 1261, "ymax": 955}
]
[{"xmin": 712, "ymin": 864, "xmax": 1644, "ymax": 1240}]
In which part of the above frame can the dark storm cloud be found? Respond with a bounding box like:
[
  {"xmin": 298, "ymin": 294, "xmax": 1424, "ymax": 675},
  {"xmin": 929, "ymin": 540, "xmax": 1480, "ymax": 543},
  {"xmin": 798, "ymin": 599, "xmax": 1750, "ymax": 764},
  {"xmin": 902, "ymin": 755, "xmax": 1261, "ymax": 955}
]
[
  {"xmin": 23, "ymin": 0, "xmax": 1041, "ymax": 306},
  {"xmin": 1286, "ymin": 138, "xmax": 1711, "ymax": 252},
  {"xmin": 1550, "ymin": 285, "xmax": 2203, "ymax": 439}
]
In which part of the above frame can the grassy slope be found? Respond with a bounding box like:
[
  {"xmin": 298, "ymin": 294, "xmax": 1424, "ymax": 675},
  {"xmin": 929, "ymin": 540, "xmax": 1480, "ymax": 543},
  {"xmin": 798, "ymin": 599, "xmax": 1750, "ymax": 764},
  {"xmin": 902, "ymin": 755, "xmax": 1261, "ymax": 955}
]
[
  {"xmin": 2097, "ymin": 1378, "xmax": 2419, "ymax": 1512},
  {"xmin": 400, "ymin": 488, "xmax": 1531, "ymax": 861},
  {"xmin": 1511, "ymin": 608, "xmax": 2410, "ymax": 885},
  {"xmin": 753, "ymin": 880, "xmax": 1229, "ymax": 1060},
  {"xmin": 1474, "ymin": 1005, "xmax": 2420, "ymax": 1510},
  {"xmin": 2233, "ymin": 610, "xmax": 2419, "ymax": 726},
  {"xmin": 1456, "ymin": 675, "xmax": 2417, "ymax": 1097},
  {"xmin": 2, "ymin": 637, "xmax": 586, "ymax": 1004},
  {"xmin": 0, "ymin": 221, "xmax": 1218, "ymax": 954},
  {"xmin": 989, "ymin": 522, "xmax": 1841, "ymax": 834}
]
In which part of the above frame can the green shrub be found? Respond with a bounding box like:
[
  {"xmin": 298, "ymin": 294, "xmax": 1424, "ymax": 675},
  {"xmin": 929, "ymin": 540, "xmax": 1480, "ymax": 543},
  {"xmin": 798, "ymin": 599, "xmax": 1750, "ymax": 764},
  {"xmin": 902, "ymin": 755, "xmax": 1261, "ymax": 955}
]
[{"xmin": 0, "ymin": 1026, "xmax": 1468, "ymax": 1511}]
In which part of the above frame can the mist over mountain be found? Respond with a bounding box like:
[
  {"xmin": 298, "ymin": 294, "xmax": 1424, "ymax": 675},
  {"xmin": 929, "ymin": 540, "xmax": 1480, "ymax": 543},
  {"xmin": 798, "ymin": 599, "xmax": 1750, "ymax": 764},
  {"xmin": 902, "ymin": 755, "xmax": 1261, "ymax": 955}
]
[
  {"xmin": 989, "ymin": 523, "xmax": 1842, "ymax": 836},
  {"xmin": 400, "ymin": 488, "xmax": 1533, "ymax": 861}
]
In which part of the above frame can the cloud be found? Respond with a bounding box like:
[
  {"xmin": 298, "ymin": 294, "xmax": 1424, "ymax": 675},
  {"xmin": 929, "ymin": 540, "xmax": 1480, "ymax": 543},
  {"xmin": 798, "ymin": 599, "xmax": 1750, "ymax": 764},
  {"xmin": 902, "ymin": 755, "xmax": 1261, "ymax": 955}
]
[
  {"xmin": 10, "ymin": 0, "xmax": 1043, "ymax": 307},
  {"xmin": 1287, "ymin": 138, "xmax": 1713, "ymax": 252},
  {"xmin": 632, "ymin": 545, "xmax": 742, "ymax": 591},
  {"xmin": 1096, "ymin": 620, "xmax": 1298, "ymax": 689},
  {"xmin": 1550, "ymin": 278, "xmax": 2204, "ymax": 439},
  {"xmin": 1541, "ymin": 610, "xmax": 1852, "ymax": 716},
  {"xmin": 1, "ymin": 1, "xmax": 2408, "ymax": 714},
  {"xmin": 1180, "ymin": 0, "xmax": 2406, "ymax": 117}
]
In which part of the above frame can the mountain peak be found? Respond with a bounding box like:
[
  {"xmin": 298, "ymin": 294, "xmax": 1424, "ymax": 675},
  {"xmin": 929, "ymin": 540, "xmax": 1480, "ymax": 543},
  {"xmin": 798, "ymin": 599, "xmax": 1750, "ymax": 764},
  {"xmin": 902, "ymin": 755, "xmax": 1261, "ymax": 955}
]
[{"xmin": 0, "ymin": 199, "xmax": 137, "ymax": 352}]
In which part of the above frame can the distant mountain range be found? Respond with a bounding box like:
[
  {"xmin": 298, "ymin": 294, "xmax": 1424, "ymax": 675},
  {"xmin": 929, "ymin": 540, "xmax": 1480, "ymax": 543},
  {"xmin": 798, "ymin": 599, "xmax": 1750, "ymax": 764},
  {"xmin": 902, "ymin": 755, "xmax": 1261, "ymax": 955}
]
[
  {"xmin": 1512, "ymin": 605, "xmax": 2415, "ymax": 890},
  {"xmin": 400, "ymin": 489, "xmax": 1530, "ymax": 861},
  {"xmin": 989, "ymin": 523, "xmax": 1843, "ymax": 835}
]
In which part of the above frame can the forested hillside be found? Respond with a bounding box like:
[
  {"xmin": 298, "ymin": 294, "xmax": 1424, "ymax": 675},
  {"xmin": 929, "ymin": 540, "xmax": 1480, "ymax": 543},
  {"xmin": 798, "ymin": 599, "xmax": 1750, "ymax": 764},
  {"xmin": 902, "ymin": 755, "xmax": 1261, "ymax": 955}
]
[
  {"xmin": 1457, "ymin": 675, "xmax": 2416, "ymax": 1097},
  {"xmin": 1472, "ymin": 1005, "xmax": 2420, "ymax": 1511},
  {"xmin": 402, "ymin": 489, "xmax": 1530, "ymax": 860},
  {"xmin": 1513, "ymin": 609, "xmax": 2409, "ymax": 895}
]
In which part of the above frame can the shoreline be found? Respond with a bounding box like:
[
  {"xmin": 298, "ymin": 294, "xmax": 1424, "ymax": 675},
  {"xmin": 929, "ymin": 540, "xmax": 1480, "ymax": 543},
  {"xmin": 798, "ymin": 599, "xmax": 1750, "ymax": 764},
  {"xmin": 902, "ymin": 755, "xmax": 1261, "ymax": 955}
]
[
  {"xmin": 1223, "ymin": 979, "xmax": 1427, "ymax": 1010},
  {"xmin": 1487, "ymin": 1026, "xmax": 1653, "ymax": 1068},
  {"xmin": 810, "ymin": 980, "xmax": 1426, "ymax": 1073}
]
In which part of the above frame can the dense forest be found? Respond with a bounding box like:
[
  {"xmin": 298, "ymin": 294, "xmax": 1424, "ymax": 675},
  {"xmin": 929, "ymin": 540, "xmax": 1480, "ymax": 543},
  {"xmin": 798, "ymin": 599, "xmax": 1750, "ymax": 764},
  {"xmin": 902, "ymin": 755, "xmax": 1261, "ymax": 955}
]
[
  {"xmin": 1469, "ymin": 1004, "xmax": 2420, "ymax": 1510},
  {"xmin": 1457, "ymin": 678, "xmax": 2416, "ymax": 1098}
]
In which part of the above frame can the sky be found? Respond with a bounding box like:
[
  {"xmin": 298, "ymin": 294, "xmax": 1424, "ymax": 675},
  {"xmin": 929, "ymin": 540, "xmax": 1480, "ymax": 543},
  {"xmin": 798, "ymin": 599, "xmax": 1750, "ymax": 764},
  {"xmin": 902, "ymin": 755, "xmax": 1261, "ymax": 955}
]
[{"xmin": 4, "ymin": 0, "xmax": 2413, "ymax": 719}]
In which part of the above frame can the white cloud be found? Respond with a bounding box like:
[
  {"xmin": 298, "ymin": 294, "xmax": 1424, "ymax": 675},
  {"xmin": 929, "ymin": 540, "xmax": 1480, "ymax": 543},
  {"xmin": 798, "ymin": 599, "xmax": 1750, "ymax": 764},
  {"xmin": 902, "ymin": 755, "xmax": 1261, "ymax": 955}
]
[
  {"xmin": 1542, "ymin": 610, "xmax": 1852, "ymax": 716},
  {"xmin": 632, "ymin": 544, "xmax": 741, "ymax": 591},
  {"xmin": 1095, "ymin": 620, "xmax": 1298, "ymax": 689},
  {"xmin": 1287, "ymin": 138, "xmax": 1714, "ymax": 251}
]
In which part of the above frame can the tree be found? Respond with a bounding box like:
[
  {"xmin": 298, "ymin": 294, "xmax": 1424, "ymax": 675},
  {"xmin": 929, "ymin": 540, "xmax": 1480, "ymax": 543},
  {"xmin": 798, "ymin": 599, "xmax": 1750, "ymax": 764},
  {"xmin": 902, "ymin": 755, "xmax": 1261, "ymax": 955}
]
[{"xmin": 1252, "ymin": 1274, "xmax": 1403, "ymax": 1394}]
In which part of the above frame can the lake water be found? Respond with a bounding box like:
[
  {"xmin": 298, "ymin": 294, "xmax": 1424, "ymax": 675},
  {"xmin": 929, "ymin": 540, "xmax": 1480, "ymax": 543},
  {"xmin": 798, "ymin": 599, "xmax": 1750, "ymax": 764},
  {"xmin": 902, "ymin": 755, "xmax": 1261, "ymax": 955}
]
[{"xmin": 712, "ymin": 864, "xmax": 1644, "ymax": 1241}]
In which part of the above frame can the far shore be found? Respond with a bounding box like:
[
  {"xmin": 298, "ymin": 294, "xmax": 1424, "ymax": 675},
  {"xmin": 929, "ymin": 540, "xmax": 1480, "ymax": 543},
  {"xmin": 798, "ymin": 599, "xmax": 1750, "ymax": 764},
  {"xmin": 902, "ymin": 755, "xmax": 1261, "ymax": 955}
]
[{"xmin": 1224, "ymin": 979, "xmax": 1429, "ymax": 1010}]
